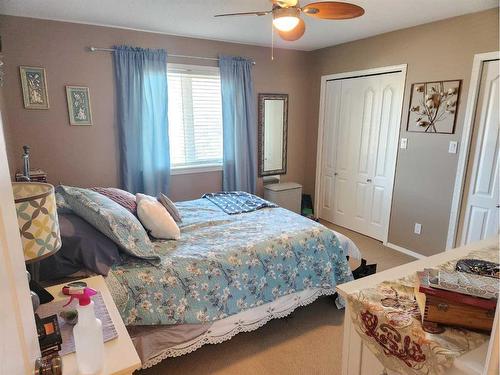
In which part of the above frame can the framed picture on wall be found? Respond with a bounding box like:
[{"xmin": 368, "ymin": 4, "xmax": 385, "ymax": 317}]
[
  {"xmin": 66, "ymin": 86, "xmax": 93, "ymax": 126},
  {"xmin": 406, "ymin": 80, "xmax": 461, "ymax": 134},
  {"xmin": 19, "ymin": 66, "xmax": 50, "ymax": 109}
]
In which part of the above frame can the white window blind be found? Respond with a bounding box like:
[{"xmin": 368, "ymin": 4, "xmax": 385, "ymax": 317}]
[{"xmin": 167, "ymin": 64, "xmax": 223, "ymax": 170}]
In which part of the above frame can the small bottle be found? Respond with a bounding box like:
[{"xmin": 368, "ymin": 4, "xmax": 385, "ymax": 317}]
[{"xmin": 64, "ymin": 287, "xmax": 104, "ymax": 374}]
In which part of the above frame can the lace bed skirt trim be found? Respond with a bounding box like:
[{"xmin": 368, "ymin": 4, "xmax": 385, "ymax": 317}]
[{"xmin": 142, "ymin": 287, "xmax": 338, "ymax": 369}]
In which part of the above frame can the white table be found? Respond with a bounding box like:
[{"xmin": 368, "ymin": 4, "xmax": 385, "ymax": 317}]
[
  {"xmin": 45, "ymin": 276, "xmax": 142, "ymax": 375},
  {"xmin": 336, "ymin": 237, "xmax": 498, "ymax": 375}
]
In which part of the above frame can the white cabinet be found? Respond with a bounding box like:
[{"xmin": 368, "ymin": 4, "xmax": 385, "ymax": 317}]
[{"xmin": 264, "ymin": 182, "xmax": 302, "ymax": 214}]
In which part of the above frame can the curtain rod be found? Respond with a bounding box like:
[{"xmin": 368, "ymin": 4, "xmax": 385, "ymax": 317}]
[{"xmin": 88, "ymin": 46, "xmax": 256, "ymax": 65}]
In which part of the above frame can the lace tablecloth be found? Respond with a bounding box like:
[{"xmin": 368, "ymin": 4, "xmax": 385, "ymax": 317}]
[{"xmin": 346, "ymin": 244, "xmax": 498, "ymax": 375}]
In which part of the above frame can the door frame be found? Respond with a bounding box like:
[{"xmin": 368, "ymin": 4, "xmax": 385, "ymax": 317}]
[
  {"xmin": 314, "ymin": 64, "xmax": 407, "ymax": 244},
  {"xmin": 446, "ymin": 51, "xmax": 500, "ymax": 250},
  {"xmin": 0, "ymin": 109, "xmax": 40, "ymax": 373}
]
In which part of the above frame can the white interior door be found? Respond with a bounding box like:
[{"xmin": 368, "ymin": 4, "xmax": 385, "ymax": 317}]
[
  {"xmin": 461, "ymin": 59, "xmax": 499, "ymax": 245},
  {"xmin": 319, "ymin": 71, "xmax": 404, "ymax": 241}
]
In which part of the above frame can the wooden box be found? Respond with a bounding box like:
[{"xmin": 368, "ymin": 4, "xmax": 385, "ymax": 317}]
[
  {"xmin": 415, "ymin": 272, "xmax": 496, "ymax": 332},
  {"xmin": 418, "ymin": 294, "xmax": 495, "ymax": 331}
]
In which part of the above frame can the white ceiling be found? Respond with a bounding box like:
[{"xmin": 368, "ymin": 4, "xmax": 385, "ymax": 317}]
[{"xmin": 1, "ymin": 0, "xmax": 497, "ymax": 50}]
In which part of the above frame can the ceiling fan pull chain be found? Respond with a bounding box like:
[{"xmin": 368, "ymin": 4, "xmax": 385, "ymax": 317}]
[{"xmin": 271, "ymin": 23, "xmax": 275, "ymax": 61}]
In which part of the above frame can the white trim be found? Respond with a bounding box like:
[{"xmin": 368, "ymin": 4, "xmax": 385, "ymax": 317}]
[
  {"xmin": 446, "ymin": 51, "xmax": 500, "ymax": 250},
  {"xmin": 170, "ymin": 164, "xmax": 222, "ymax": 175},
  {"xmin": 484, "ymin": 302, "xmax": 499, "ymax": 375},
  {"xmin": 167, "ymin": 63, "xmax": 220, "ymax": 74},
  {"xmin": 314, "ymin": 64, "xmax": 408, "ymax": 244},
  {"xmin": 318, "ymin": 64, "xmax": 408, "ymax": 83},
  {"xmin": 385, "ymin": 242, "xmax": 424, "ymax": 259}
]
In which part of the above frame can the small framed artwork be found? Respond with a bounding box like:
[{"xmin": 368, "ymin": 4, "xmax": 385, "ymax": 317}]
[
  {"xmin": 66, "ymin": 86, "xmax": 93, "ymax": 126},
  {"xmin": 407, "ymin": 80, "xmax": 461, "ymax": 134},
  {"xmin": 19, "ymin": 66, "xmax": 49, "ymax": 109}
]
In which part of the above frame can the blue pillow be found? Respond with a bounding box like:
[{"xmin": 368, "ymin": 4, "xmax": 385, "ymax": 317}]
[
  {"xmin": 55, "ymin": 188, "xmax": 73, "ymax": 214},
  {"xmin": 58, "ymin": 186, "xmax": 159, "ymax": 263}
]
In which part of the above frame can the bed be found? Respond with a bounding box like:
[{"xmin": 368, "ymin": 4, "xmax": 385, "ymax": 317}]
[{"xmin": 47, "ymin": 187, "xmax": 358, "ymax": 369}]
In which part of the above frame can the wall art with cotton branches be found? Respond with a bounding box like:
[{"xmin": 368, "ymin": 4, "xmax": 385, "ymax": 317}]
[{"xmin": 407, "ymin": 80, "xmax": 461, "ymax": 133}]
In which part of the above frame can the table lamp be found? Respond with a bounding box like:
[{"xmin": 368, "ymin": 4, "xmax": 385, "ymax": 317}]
[{"xmin": 12, "ymin": 182, "xmax": 62, "ymax": 308}]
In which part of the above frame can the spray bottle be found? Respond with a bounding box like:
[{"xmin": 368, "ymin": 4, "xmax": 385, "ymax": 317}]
[{"xmin": 63, "ymin": 286, "xmax": 104, "ymax": 374}]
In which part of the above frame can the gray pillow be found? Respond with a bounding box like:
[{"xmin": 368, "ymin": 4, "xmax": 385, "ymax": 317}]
[
  {"xmin": 38, "ymin": 213, "xmax": 121, "ymax": 281},
  {"xmin": 158, "ymin": 193, "xmax": 182, "ymax": 223},
  {"xmin": 58, "ymin": 186, "xmax": 159, "ymax": 263}
]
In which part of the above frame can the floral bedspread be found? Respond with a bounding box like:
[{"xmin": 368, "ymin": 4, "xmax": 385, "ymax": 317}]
[
  {"xmin": 346, "ymin": 244, "xmax": 498, "ymax": 375},
  {"xmin": 106, "ymin": 199, "xmax": 353, "ymax": 326}
]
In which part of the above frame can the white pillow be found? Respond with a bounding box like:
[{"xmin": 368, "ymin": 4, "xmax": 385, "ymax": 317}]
[{"xmin": 136, "ymin": 194, "xmax": 180, "ymax": 240}]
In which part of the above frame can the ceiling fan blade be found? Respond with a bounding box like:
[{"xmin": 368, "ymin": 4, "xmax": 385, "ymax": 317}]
[
  {"xmin": 278, "ymin": 18, "xmax": 306, "ymax": 41},
  {"xmin": 214, "ymin": 10, "xmax": 271, "ymax": 17},
  {"xmin": 270, "ymin": 0, "xmax": 299, "ymax": 7},
  {"xmin": 302, "ymin": 1, "xmax": 364, "ymax": 19}
]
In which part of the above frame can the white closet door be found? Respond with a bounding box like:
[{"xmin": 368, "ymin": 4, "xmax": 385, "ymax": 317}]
[
  {"xmin": 366, "ymin": 73, "xmax": 404, "ymax": 240},
  {"xmin": 319, "ymin": 81, "xmax": 342, "ymax": 222},
  {"xmin": 349, "ymin": 75, "xmax": 381, "ymax": 238},
  {"xmin": 332, "ymin": 79, "xmax": 357, "ymax": 229},
  {"xmin": 319, "ymin": 72, "xmax": 404, "ymax": 241},
  {"xmin": 461, "ymin": 59, "xmax": 499, "ymax": 244}
]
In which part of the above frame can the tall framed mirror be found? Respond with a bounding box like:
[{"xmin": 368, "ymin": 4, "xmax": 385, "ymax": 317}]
[{"xmin": 258, "ymin": 93, "xmax": 288, "ymax": 176}]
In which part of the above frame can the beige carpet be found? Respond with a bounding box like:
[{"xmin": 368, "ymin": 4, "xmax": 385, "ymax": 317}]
[{"xmin": 138, "ymin": 222, "xmax": 416, "ymax": 375}]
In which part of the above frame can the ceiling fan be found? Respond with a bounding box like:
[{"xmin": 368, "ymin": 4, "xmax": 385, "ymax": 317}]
[{"xmin": 214, "ymin": 0, "xmax": 365, "ymax": 42}]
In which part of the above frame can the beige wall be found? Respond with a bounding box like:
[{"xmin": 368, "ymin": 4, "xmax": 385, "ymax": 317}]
[
  {"xmin": 307, "ymin": 8, "xmax": 499, "ymax": 255},
  {"xmin": 1, "ymin": 9, "xmax": 498, "ymax": 255},
  {"xmin": 0, "ymin": 15, "xmax": 313, "ymax": 201}
]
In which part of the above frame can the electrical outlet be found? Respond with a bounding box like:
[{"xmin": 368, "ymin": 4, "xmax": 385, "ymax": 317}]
[
  {"xmin": 414, "ymin": 223, "xmax": 422, "ymax": 235},
  {"xmin": 448, "ymin": 141, "xmax": 458, "ymax": 154},
  {"xmin": 400, "ymin": 138, "xmax": 408, "ymax": 149}
]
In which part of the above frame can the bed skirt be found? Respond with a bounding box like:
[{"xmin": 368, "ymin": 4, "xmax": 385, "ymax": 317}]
[{"xmin": 131, "ymin": 287, "xmax": 338, "ymax": 369}]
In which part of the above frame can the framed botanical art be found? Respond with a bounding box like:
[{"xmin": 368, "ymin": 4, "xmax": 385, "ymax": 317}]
[
  {"xmin": 19, "ymin": 66, "xmax": 49, "ymax": 109},
  {"xmin": 66, "ymin": 86, "xmax": 93, "ymax": 126},
  {"xmin": 407, "ymin": 80, "xmax": 461, "ymax": 134}
]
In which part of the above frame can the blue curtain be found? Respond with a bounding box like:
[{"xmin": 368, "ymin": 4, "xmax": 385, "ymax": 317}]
[
  {"xmin": 219, "ymin": 55, "xmax": 257, "ymax": 194},
  {"xmin": 113, "ymin": 46, "xmax": 169, "ymax": 196}
]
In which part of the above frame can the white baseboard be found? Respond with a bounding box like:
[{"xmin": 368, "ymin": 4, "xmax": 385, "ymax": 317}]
[{"xmin": 385, "ymin": 242, "xmax": 425, "ymax": 259}]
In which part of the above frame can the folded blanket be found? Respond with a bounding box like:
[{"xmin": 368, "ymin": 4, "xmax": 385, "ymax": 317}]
[{"xmin": 202, "ymin": 191, "xmax": 277, "ymax": 214}]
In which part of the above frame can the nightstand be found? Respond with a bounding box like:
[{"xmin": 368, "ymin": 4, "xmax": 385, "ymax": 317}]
[{"xmin": 44, "ymin": 275, "xmax": 141, "ymax": 375}]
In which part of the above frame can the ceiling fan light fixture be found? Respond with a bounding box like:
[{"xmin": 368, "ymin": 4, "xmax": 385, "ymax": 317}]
[{"xmin": 272, "ymin": 7, "xmax": 300, "ymax": 32}]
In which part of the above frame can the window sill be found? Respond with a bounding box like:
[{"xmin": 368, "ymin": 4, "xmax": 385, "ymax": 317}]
[{"xmin": 171, "ymin": 164, "xmax": 223, "ymax": 176}]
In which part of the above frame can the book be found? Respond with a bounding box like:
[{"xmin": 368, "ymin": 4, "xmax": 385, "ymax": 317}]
[
  {"xmin": 416, "ymin": 271, "xmax": 496, "ymax": 310},
  {"xmin": 428, "ymin": 269, "xmax": 498, "ymax": 300}
]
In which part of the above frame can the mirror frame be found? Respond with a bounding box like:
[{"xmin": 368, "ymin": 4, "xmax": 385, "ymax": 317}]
[{"xmin": 258, "ymin": 93, "xmax": 289, "ymax": 177}]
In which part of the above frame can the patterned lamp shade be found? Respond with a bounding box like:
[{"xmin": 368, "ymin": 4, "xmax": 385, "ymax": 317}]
[{"xmin": 12, "ymin": 182, "xmax": 61, "ymax": 263}]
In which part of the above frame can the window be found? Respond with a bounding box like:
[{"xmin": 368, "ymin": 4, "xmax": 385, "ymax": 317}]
[{"xmin": 167, "ymin": 64, "xmax": 223, "ymax": 172}]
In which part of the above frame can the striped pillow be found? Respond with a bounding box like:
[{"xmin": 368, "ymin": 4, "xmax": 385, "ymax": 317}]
[
  {"xmin": 158, "ymin": 193, "xmax": 182, "ymax": 223},
  {"xmin": 90, "ymin": 187, "xmax": 137, "ymax": 215}
]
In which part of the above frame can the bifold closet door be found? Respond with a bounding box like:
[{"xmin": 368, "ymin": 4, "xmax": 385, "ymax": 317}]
[
  {"xmin": 461, "ymin": 59, "xmax": 499, "ymax": 244},
  {"xmin": 319, "ymin": 72, "xmax": 404, "ymax": 240}
]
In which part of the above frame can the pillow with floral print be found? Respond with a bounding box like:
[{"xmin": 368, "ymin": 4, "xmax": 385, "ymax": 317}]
[{"xmin": 58, "ymin": 186, "xmax": 159, "ymax": 263}]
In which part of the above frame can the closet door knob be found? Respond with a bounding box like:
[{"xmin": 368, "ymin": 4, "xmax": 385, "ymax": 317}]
[{"xmin": 366, "ymin": 178, "xmax": 372, "ymax": 183}]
